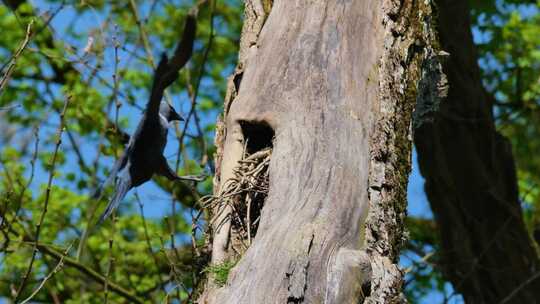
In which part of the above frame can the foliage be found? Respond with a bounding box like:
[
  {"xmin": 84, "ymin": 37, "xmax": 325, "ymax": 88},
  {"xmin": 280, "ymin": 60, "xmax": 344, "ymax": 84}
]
[
  {"xmin": 0, "ymin": 0, "xmax": 242, "ymax": 302},
  {"xmin": 473, "ymin": 0, "xmax": 540, "ymax": 233},
  {"xmin": 202, "ymin": 260, "xmax": 237, "ymax": 287}
]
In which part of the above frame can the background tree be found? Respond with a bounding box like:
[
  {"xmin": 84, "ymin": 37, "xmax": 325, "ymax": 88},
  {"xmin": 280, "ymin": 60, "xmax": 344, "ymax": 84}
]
[{"xmin": 407, "ymin": 0, "xmax": 540, "ymax": 302}]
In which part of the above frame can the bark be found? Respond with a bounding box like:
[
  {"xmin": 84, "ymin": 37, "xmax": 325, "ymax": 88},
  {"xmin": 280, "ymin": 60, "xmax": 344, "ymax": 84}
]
[
  {"xmin": 414, "ymin": 0, "xmax": 540, "ymax": 303},
  {"xmin": 200, "ymin": 0, "xmax": 436, "ymax": 303}
]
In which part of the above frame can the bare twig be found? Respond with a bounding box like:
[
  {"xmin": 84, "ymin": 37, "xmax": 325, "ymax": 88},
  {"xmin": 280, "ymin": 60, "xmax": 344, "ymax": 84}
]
[
  {"xmin": 128, "ymin": 0, "xmax": 174, "ymax": 106},
  {"xmin": 135, "ymin": 192, "xmax": 166, "ymax": 293},
  {"xmin": 5, "ymin": 219, "xmax": 144, "ymax": 304},
  {"xmin": 205, "ymin": 148, "xmax": 271, "ymax": 255},
  {"xmin": 65, "ymin": 127, "xmax": 92, "ymax": 175},
  {"xmin": 158, "ymin": 235, "xmax": 189, "ymax": 297},
  {"xmin": 104, "ymin": 212, "xmax": 117, "ymax": 304},
  {"xmin": 112, "ymin": 25, "xmax": 121, "ymax": 131},
  {"xmin": 0, "ymin": 127, "xmax": 39, "ymax": 254},
  {"xmin": 499, "ymin": 271, "xmax": 540, "ymax": 304},
  {"xmin": 0, "ymin": 20, "xmax": 34, "ymax": 95},
  {"xmin": 14, "ymin": 94, "xmax": 71, "ymax": 302},
  {"xmin": 37, "ymin": 241, "xmax": 144, "ymax": 304},
  {"xmin": 175, "ymin": 0, "xmax": 215, "ymax": 173},
  {"xmin": 0, "ymin": 104, "xmax": 20, "ymax": 111},
  {"xmin": 20, "ymin": 242, "xmax": 74, "ymax": 304}
]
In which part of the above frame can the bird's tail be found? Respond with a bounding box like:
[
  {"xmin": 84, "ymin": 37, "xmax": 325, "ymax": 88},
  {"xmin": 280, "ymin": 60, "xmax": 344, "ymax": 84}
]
[
  {"xmin": 76, "ymin": 184, "xmax": 111, "ymax": 261},
  {"xmin": 98, "ymin": 178, "xmax": 131, "ymax": 224}
]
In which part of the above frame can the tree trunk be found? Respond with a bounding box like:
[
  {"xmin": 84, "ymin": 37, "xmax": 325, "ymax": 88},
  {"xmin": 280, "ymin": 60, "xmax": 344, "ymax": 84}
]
[
  {"xmin": 200, "ymin": 0, "xmax": 437, "ymax": 303},
  {"xmin": 414, "ymin": 0, "xmax": 540, "ymax": 303}
]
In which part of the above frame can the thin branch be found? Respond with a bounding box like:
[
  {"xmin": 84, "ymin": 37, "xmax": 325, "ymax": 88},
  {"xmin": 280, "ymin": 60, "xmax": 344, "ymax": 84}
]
[
  {"xmin": 499, "ymin": 271, "xmax": 540, "ymax": 304},
  {"xmin": 38, "ymin": 241, "xmax": 144, "ymax": 304},
  {"xmin": 6, "ymin": 220, "xmax": 144, "ymax": 304},
  {"xmin": 0, "ymin": 19, "xmax": 34, "ymax": 95},
  {"xmin": 112, "ymin": 25, "xmax": 121, "ymax": 131},
  {"xmin": 158, "ymin": 235, "xmax": 189, "ymax": 296},
  {"xmin": 0, "ymin": 126, "xmax": 39, "ymax": 254},
  {"xmin": 147, "ymin": 7, "xmax": 198, "ymax": 112},
  {"xmin": 104, "ymin": 212, "xmax": 117, "ymax": 304},
  {"xmin": 14, "ymin": 94, "xmax": 71, "ymax": 302},
  {"xmin": 65, "ymin": 127, "xmax": 92, "ymax": 175},
  {"xmin": 20, "ymin": 242, "xmax": 74, "ymax": 304},
  {"xmin": 0, "ymin": 104, "xmax": 21, "ymax": 111},
  {"xmin": 128, "ymin": 0, "xmax": 157, "ymax": 69},
  {"xmin": 135, "ymin": 192, "xmax": 166, "ymax": 293},
  {"xmin": 128, "ymin": 0, "xmax": 174, "ymax": 106},
  {"xmin": 175, "ymin": 0, "xmax": 215, "ymax": 172}
]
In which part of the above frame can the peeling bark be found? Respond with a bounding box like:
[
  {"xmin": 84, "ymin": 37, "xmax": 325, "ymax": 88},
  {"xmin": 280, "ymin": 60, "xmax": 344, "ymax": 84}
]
[{"xmin": 201, "ymin": 0, "xmax": 435, "ymax": 302}]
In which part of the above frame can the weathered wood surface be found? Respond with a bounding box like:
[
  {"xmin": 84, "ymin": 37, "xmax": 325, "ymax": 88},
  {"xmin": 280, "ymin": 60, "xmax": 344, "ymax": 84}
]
[{"xmin": 201, "ymin": 0, "xmax": 430, "ymax": 302}]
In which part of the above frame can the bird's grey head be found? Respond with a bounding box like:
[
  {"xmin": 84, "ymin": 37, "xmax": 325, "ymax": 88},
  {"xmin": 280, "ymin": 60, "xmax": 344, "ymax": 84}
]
[{"xmin": 159, "ymin": 101, "xmax": 184, "ymax": 122}]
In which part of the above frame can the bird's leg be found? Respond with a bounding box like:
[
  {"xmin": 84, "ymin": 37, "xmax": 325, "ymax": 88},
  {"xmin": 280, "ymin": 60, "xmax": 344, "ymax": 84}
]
[
  {"xmin": 157, "ymin": 156, "xmax": 207, "ymax": 182},
  {"xmin": 157, "ymin": 156, "xmax": 181, "ymax": 180}
]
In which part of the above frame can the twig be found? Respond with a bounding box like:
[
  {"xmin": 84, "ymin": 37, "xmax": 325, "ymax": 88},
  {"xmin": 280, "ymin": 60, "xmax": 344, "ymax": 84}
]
[
  {"xmin": 162, "ymin": 284, "xmax": 183, "ymax": 304},
  {"xmin": 158, "ymin": 235, "xmax": 189, "ymax": 296},
  {"xmin": 170, "ymin": 7, "xmax": 215, "ymax": 289},
  {"xmin": 0, "ymin": 126, "xmax": 39, "ymax": 253},
  {"xmin": 65, "ymin": 127, "xmax": 92, "ymax": 175},
  {"xmin": 165, "ymin": 215, "xmax": 183, "ymax": 301},
  {"xmin": 403, "ymin": 251, "xmax": 435, "ymax": 274},
  {"xmin": 104, "ymin": 212, "xmax": 117, "ymax": 304},
  {"xmin": 135, "ymin": 192, "xmax": 166, "ymax": 293},
  {"xmin": 128, "ymin": 0, "xmax": 157, "ymax": 68},
  {"xmin": 499, "ymin": 271, "xmax": 540, "ymax": 304},
  {"xmin": 0, "ymin": 104, "xmax": 20, "ymax": 111},
  {"xmin": 20, "ymin": 242, "xmax": 74, "ymax": 304},
  {"xmin": 175, "ymin": 0, "xmax": 215, "ymax": 172},
  {"xmin": 37, "ymin": 241, "xmax": 144, "ymax": 304},
  {"xmin": 14, "ymin": 94, "xmax": 70, "ymax": 302},
  {"xmin": 6, "ymin": 220, "xmax": 144, "ymax": 304},
  {"xmin": 128, "ymin": 0, "xmax": 174, "ymax": 106},
  {"xmin": 112, "ymin": 24, "xmax": 121, "ymax": 131},
  {"xmin": 0, "ymin": 20, "xmax": 34, "ymax": 95},
  {"xmin": 246, "ymin": 195, "xmax": 252, "ymax": 245}
]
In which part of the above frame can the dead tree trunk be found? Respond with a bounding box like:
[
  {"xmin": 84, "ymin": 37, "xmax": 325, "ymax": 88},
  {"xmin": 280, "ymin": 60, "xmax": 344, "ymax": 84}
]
[
  {"xmin": 414, "ymin": 0, "xmax": 540, "ymax": 303},
  {"xmin": 200, "ymin": 1, "xmax": 438, "ymax": 303}
]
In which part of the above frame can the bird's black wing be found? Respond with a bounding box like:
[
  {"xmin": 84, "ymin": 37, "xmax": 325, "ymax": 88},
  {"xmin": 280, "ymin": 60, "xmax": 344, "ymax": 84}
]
[{"xmin": 90, "ymin": 141, "xmax": 131, "ymax": 200}]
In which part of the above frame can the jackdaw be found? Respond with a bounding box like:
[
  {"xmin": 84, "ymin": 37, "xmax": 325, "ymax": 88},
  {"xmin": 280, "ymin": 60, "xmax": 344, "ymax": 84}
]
[
  {"xmin": 98, "ymin": 50, "xmax": 206, "ymax": 222},
  {"xmin": 76, "ymin": 11, "xmax": 201, "ymax": 260}
]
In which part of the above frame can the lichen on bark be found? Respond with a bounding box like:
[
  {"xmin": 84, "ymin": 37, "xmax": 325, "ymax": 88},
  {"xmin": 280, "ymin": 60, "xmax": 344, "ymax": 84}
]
[{"xmin": 366, "ymin": 0, "xmax": 443, "ymax": 302}]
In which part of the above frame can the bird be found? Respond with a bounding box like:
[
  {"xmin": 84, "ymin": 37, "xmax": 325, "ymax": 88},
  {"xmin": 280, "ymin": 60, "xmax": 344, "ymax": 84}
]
[
  {"xmin": 98, "ymin": 101, "xmax": 184, "ymax": 222},
  {"xmin": 77, "ymin": 14, "xmax": 199, "ymax": 260},
  {"xmin": 97, "ymin": 55, "xmax": 203, "ymax": 223}
]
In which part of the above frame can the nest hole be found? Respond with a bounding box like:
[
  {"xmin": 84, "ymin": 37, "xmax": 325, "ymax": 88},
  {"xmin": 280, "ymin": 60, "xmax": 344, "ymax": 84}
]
[
  {"xmin": 226, "ymin": 121, "xmax": 274, "ymax": 252},
  {"xmin": 202, "ymin": 121, "xmax": 274, "ymax": 257},
  {"xmin": 240, "ymin": 120, "xmax": 274, "ymax": 154}
]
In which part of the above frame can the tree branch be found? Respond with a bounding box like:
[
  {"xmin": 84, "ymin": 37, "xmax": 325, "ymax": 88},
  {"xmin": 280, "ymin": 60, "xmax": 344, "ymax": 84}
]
[{"xmin": 36, "ymin": 243, "xmax": 144, "ymax": 304}]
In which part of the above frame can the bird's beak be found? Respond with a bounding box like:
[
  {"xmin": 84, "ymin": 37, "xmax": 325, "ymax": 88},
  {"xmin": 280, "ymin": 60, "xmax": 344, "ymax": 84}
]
[{"xmin": 171, "ymin": 111, "xmax": 184, "ymax": 121}]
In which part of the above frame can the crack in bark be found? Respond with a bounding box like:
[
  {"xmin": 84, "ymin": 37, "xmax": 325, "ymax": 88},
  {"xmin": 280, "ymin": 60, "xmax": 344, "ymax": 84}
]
[{"xmin": 286, "ymin": 233, "xmax": 314, "ymax": 303}]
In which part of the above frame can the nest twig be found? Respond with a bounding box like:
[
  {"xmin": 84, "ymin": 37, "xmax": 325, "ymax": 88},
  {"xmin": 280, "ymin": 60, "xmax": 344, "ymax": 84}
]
[{"xmin": 201, "ymin": 147, "xmax": 272, "ymax": 249}]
